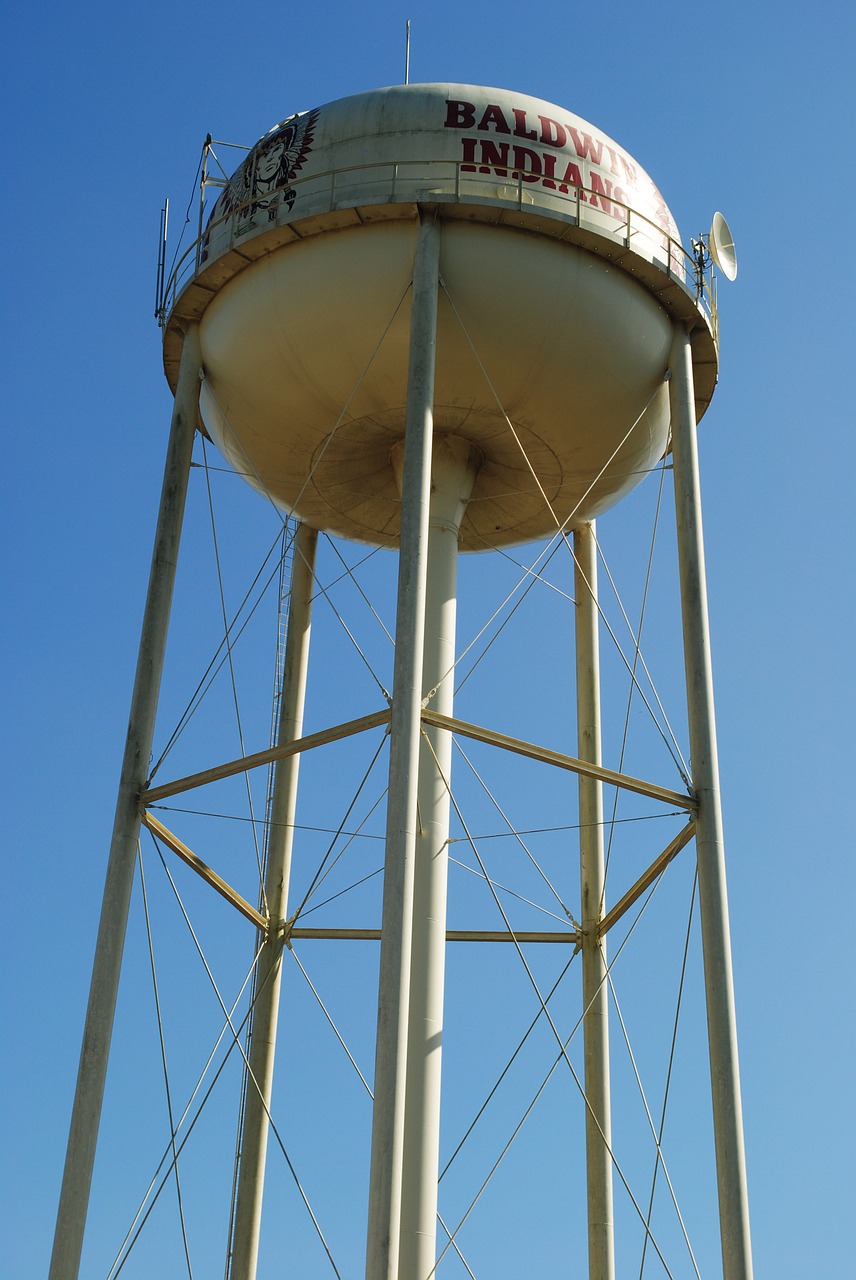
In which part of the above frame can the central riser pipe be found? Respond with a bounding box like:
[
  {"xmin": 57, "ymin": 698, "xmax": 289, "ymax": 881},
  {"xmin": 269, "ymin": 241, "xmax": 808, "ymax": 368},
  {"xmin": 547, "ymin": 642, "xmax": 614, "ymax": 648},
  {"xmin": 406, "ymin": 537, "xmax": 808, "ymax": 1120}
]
[
  {"xmin": 397, "ymin": 437, "xmax": 479, "ymax": 1279},
  {"xmin": 365, "ymin": 214, "xmax": 441, "ymax": 1280}
]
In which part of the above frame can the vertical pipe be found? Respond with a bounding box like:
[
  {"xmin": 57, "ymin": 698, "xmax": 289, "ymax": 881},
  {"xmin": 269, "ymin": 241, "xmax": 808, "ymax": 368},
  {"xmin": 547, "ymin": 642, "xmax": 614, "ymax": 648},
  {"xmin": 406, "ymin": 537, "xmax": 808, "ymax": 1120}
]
[
  {"xmin": 668, "ymin": 327, "xmax": 754, "ymax": 1280},
  {"xmin": 50, "ymin": 324, "xmax": 201, "ymax": 1280},
  {"xmin": 397, "ymin": 437, "xmax": 479, "ymax": 1279},
  {"xmin": 574, "ymin": 522, "xmax": 616, "ymax": 1280},
  {"xmin": 229, "ymin": 522, "xmax": 318, "ymax": 1280},
  {"xmin": 195, "ymin": 138, "xmax": 210, "ymax": 272},
  {"xmin": 366, "ymin": 213, "xmax": 441, "ymax": 1280}
]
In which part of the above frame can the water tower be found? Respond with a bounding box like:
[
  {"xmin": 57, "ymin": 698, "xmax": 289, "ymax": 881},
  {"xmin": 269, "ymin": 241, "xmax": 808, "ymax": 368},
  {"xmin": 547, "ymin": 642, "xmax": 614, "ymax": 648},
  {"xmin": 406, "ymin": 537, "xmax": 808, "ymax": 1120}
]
[{"xmin": 51, "ymin": 83, "xmax": 752, "ymax": 1279}]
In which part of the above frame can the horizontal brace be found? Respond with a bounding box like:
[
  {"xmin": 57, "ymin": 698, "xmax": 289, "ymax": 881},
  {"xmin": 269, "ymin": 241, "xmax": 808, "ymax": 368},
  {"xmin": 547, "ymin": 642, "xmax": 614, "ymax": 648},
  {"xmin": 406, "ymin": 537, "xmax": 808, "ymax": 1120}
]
[
  {"xmin": 421, "ymin": 710, "xmax": 695, "ymax": 812},
  {"xmin": 286, "ymin": 927, "xmax": 580, "ymax": 944},
  {"xmin": 142, "ymin": 811, "xmax": 268, "ymax": 932},
  {"xmin": 141, "ymin": 708, "xmax": 392, "ymax": 802},
  {"xmin": 599, "ymin": 820, "xmax": 697, "ymax": 937}
]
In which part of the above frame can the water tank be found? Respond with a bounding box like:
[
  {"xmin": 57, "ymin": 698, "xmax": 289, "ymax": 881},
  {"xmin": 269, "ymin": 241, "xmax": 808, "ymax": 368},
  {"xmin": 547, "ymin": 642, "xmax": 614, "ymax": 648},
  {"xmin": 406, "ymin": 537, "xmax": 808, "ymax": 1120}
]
[{"xmin": 163, "ymin": 83, "xmax": 717, "ymax": 549}]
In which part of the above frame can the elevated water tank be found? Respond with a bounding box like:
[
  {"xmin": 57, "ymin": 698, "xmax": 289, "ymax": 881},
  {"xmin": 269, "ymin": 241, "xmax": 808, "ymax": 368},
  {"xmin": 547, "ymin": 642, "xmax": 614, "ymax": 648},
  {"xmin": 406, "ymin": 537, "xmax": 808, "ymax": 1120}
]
[{"xmin": 163, "ymin": 83, "xmax": 717, "ymax": 549}]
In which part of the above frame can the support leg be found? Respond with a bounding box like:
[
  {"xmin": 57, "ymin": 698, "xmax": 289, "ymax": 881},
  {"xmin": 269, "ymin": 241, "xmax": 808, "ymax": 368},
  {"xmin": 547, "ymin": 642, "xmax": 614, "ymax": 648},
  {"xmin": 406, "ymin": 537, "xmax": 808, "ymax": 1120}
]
[
  {"xmin": 50, "ymin": 324, "xmax": 201, "ymax": 1280},
  {"xmin": 574, "ymin": 522, "xmax": 616, "ymax": 1280},
  {"xmin": 229, "ymin": 522, "xmax": 318, "ymax": 1280},
  {"xmin": 668, "ymin": 327, "xmax": 753, "ymax": 1280}
]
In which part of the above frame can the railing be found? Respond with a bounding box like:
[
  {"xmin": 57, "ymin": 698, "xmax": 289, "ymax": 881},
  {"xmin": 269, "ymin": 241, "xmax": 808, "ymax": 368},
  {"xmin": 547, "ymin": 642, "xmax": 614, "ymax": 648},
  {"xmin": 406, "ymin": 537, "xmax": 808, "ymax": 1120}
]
[{"xmin": 157, "ymin": 156, "xmax": 718, "ymax": 344}]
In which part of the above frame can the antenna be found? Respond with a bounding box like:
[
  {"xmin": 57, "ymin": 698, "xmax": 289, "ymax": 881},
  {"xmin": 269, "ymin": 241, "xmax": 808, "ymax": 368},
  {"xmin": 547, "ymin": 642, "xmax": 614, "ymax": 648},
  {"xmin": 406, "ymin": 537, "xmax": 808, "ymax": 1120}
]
[
  {"xmin": 709, "ymin": 210, "xmax": 738, "ymax": 281},
  {"xmin": 154, "ymin": 198, "xmax": 168, "ymax": 325},
  {"xmin": 405, "ymin": 19, "xmax": 411, "ymax": 85}
]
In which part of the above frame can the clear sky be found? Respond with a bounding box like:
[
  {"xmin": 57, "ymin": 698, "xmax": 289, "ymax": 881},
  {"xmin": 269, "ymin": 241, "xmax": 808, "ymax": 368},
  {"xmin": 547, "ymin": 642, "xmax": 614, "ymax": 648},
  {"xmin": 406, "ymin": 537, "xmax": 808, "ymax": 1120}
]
[{"xmin": 3, "ymin": 2, "xmax": 854, "ymax": 1278}]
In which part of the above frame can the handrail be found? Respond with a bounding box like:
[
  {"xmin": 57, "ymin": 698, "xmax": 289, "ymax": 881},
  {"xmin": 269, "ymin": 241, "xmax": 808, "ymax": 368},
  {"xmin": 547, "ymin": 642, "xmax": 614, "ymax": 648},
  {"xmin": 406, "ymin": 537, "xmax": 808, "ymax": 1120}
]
[{"xmin": 158, "ymin": 156, "xmax": 717, "ymax": 344}]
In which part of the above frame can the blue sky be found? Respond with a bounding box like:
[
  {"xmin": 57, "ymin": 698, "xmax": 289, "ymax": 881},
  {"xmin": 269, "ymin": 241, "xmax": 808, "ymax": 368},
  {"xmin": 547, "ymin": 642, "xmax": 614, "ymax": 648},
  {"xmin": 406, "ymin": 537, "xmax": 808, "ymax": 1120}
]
[{"xmin": 3, "ymin": 2, "xmax": 854, "ymax": 1277}]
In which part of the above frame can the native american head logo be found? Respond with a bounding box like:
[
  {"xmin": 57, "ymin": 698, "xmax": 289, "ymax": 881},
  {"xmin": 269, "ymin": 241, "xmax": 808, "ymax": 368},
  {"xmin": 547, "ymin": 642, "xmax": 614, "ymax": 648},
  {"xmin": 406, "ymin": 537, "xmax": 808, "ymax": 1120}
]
[
  {"xmin": 240, "ymin": 108, "xmax": 320, "ymax": 222},
  {"xmin": 202, "ymin": 108, "xmax": 320, "ymax": 258}
]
